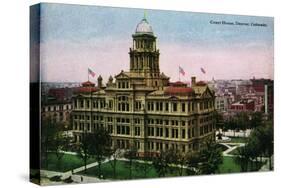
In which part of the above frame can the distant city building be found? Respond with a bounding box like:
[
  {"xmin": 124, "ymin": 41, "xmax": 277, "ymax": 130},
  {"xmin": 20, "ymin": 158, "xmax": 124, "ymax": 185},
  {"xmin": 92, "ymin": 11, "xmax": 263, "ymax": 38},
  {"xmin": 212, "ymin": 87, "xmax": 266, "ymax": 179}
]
[
  {"xmin": 215, "ymin": 95, "xmax": 228, "ymax": 112},
  {"xmin": 229, "ymin": 99, "xmax": 255, "ymax": 112},
  {"xmin": 42, "ymin": 99, "xmax": 72, "ymax": 128},
  {"xmin": 41, "ymin": 87, "xmax": 75, "ymax": 128},
  {"xmin": 71, "ymin": 16, "xmax": 216, "ymax": 156},
  {"xmin": 251, "ymin": 78, "xmax": 274, "ymax": 114}
]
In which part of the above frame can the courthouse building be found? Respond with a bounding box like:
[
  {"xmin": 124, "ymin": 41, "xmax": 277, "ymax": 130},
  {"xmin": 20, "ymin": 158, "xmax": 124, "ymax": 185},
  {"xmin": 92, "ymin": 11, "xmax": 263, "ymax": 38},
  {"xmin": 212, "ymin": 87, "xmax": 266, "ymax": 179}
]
[{"xmin": 71, "ymin": 16, "xmax": 216, "ymax": 155}]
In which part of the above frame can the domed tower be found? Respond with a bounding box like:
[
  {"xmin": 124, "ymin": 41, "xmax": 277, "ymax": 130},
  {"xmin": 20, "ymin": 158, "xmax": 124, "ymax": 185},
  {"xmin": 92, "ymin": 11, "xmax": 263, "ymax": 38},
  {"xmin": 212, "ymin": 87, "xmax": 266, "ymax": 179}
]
[{"xmin": 129, "ymin": 14, "xmax": 161, "ymax": 87}]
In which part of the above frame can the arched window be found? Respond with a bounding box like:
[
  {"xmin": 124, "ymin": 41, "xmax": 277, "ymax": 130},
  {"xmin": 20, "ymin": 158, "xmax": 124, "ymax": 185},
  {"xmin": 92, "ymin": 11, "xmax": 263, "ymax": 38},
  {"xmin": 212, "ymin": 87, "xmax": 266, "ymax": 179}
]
[{"xmin": 118, "ymin": 96, "xmax": 130, "ymax": 111}]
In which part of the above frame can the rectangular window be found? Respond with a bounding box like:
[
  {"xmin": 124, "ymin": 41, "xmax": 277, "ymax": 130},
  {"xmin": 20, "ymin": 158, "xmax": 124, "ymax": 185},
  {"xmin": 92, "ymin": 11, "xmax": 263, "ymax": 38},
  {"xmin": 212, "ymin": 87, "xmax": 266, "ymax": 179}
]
[
  {"xmin": 117, "ymin": 125, "xmax": 121, "ymax": 134},
  {"xmin": 135, "ymin": 127, "xmax": 140, "ymax": 136},
  {"xmin": 151, "ymin": 127, "xmax": 154, "ymax": 136},
  {"xmin": 121, "ymin": 126, "xmax": 125, "ymax": 134},
  {"xmin": 156, "ymin": 143, "xmax": 159, "ymax": 151},
  {"xmin": 159, "ymin": 102, "xmax": 163, "ymax": 111},
  {"xmin": 156, "ymin": 127, "xmax": 159, "ymax": 137},
  {"xmin": 165, "ymin": 103, "xmax": 169, "ymax": 111},
  {"xmin": 156, "ymin": 102, "xmax": 159, "ymax": 111},
  {"xmin": 173, "ymin": 103, "xmax": 177, "ymax": 112},
  {"xmin": 126, "ymin": 126, "xmax": 130, "ymax": 135},
  {"xmin": 108, "ymin": 100, "xmax": 113, "ymax": 109},
  {"xmin": 165, "ymin": 128, "xmax": 169, "ymax": 138},
  {"xmin": 182, "ymin": 129, "xmax": 186, "ymax": 139},
  {"xmin": 192, "ymin": 128, "xmax": 195, "ymax": 137},
  {"xmin": 80, "ymin": 100, "xmax": 84, "ymax": 108},
  {"xmin": 108, "ymin": 124, "xmax": 113, "ymax": 133},
  {"xmin": 135, "ymin": 101, "xmax": 141, "ymax": 111},
  {"xmin": 182, "ymin": 103, "xmax": 185, "ymax": 112}
]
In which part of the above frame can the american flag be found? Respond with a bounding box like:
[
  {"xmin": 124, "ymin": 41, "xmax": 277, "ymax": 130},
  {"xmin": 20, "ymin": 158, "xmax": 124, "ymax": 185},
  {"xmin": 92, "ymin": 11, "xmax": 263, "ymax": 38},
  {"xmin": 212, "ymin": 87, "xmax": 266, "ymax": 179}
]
[
  {"xmin": 200, "ymin": 67, "xmax": 206, "ymax": 74},
  {"xmin": 88, "ymin": 68, "xmax": 96, "ymax": 78},
  {"xmin": 179, "ymin": 66, "xmax": 185, "ymax": 76}
]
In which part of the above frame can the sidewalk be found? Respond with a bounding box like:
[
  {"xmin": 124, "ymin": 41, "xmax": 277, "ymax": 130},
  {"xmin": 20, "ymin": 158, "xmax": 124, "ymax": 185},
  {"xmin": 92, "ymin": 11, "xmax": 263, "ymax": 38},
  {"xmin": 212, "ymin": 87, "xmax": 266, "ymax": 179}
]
[
  {"xmin": 40, "ymin": 156, "xmax": 114, "ymax": 184},
  {"xmin": 220, "ymin": 143, "xmax": 245, "ymax": 157}
]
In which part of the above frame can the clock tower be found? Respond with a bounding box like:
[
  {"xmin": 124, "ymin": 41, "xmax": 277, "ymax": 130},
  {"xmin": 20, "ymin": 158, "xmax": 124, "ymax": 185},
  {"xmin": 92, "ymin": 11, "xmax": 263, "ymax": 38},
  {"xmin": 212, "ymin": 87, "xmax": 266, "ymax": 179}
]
[{"xmin": 129, "ymin": 16, "xmax": 164, "ymax": 87}]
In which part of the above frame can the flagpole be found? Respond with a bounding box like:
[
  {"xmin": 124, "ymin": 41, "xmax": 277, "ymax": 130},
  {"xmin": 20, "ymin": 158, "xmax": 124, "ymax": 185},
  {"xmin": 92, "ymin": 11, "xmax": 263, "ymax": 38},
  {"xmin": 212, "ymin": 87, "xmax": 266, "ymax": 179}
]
[
  {"xmin": 88, "ymin": 69, "xmax": 89, "ymax": 82},
  {"xmin": 178, "ymin": 65, "xmax": 180, "ymax": 82}
]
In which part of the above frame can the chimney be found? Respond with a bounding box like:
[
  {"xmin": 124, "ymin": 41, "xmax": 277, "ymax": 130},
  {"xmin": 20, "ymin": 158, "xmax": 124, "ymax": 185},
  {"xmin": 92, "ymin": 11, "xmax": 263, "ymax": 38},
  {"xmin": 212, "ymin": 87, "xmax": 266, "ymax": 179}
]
[
  {"xmin": 191, "ymin": 76, "xmax": 196, "ymax": 87},
  {"xmin": 98, "ymin": 75, "xmax": 103, "ymax": 88},
  {"xmin": 264, "ymin": 84, "xmax": 268, "ymax": 114}
]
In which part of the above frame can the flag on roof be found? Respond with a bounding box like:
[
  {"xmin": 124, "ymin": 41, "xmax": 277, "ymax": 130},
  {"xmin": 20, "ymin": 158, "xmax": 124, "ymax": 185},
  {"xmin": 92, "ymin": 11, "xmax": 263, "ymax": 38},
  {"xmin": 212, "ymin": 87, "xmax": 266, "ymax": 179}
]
[
  {"xmin": 200, "ymin": 67, "xmax": 206, "ymax": 74},
  {"xmin": 179, "ymin": 66, "xmax": 185, "ymax": 76},
  {"xmin": 88, "ymin": 68, "xmax": 96, "ymax": 78}
]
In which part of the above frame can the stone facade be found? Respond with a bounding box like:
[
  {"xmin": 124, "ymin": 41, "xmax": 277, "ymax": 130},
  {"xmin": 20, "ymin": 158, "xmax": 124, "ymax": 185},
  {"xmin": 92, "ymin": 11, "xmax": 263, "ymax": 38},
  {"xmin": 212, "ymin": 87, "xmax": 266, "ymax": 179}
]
[
  {"xmin": 42, "ymin": 100, "xmax": 72, "ymax": 128},
  {"xmin": 71, "ymin": 16, "xmax": 216, "ymax": 156}
]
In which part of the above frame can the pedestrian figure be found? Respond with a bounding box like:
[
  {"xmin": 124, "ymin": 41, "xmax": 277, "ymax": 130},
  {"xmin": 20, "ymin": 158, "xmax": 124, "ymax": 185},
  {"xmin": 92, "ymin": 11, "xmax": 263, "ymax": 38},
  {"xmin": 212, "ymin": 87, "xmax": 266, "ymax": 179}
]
[{"xmin": 81, "ymin": 176, "xmax": 83, "ymax": 182}]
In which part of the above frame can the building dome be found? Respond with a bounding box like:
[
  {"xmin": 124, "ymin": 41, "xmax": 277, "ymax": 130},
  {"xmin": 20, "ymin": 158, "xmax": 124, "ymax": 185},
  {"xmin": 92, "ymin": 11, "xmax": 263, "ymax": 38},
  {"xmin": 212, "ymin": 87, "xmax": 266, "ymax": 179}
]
[{"xmin": 135, "ymin": 18, "xmax": 153, "ymax": 35}]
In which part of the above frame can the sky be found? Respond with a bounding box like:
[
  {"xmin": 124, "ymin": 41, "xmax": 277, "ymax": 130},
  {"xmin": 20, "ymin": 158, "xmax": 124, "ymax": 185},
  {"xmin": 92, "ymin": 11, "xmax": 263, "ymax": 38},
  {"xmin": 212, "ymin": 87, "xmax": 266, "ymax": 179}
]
[{"xmin": 38, "ymin": 3, "xmax": 274, "ymax": 83}]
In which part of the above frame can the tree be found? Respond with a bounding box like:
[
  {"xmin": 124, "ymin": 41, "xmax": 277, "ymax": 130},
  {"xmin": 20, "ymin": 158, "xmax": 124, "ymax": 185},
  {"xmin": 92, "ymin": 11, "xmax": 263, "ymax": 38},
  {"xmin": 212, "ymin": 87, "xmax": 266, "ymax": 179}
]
[
  {"xmin": 196, "ymin": 141, "xmax": 223, "ymax": 174},
  {"xmin": 235, "ymin": 146, "xmax": 251, "ymax": 172},
  {"xmin": 124, "ymin": 144, "xmax": 137, "ymax": 179},
  {"xmin": 109, "ymin": 143, "xmax": 122, "ymax": 179},
  {"xmin": 235, "ymin": 120, "xmax": 274, "ymax": 171},
  {"xmin": 263, "ymin": 121, "xmax": 274, "ymax": 170},
  {"xmin": 249, "ymin": 112, "xmax": 263, "ymax": 129},
  {"xmin": 213, "ymin": 110, "xmax": 224, "ymax": 136},
  {"xmin": 250, "ymin": 121, "xmax": 273, "ymax": 170},
  {"xmin": 41, "ymin": 117, "xmax": 69, "ymax": 170},
  {"xmin": 41, "ymin": 117, "xmax": 56, "ymax": 169},
  {"xmin": 90, "ymin": 127, "xmax": 112, "ymax": 179},
  {"xmin": 152, "ymin": 149, "xmax": 174, "ymax": 177},
  {"xmin": 185, "ymin": 153, "xmax": 200, "ymax": 175},
  {"xmin": 77, "ymin": 132, "xmax": 93, "ymax": 174},
  {"xmin": 135, "ymin": 152, "xmax": 153, "ymax": 178},
  {"xmin": 175, "ymin": 152, "xmax": 188, "ymax": 176},
  {"xmin": 235, "ymin": 112, "xmax": 250, "ymax": 137},
  {"xmin": 51, "ymin": 125, "xmax": 71, "ymax": 170},
  {"xmin": 225, "ymin": 117, "xmax": 236, "ymax": 137}
]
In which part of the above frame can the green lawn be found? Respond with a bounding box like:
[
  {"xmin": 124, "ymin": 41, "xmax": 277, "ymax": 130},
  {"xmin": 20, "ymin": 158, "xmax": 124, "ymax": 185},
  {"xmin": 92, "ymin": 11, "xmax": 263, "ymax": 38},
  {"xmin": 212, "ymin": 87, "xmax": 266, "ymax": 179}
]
[
  {"xmin": 228, "ymin": 137, "xmax": 248, "ymax": 143},
  {"xmin": 78, "ymin": 160, "xmax": 194, "ymax": 180},
  {"xmin": 41, "ymin": 152, "xmax": 96, "ymax": 172},
  {"xmin": 218, "ymin": 156, "xmax": 241, "ymax": 173},
  {"xmin": 218, "ymin": 156, "xmax": 264, "ymax": 174},
  {"xmin": 76, "ymin": 156, "xmax": 264, "ymax": 179}
]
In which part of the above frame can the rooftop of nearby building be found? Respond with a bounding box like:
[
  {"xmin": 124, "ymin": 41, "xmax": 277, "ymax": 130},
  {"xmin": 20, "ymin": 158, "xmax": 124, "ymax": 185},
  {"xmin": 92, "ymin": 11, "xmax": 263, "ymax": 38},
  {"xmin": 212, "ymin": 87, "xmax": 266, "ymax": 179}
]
[
  {"xmin": 164, "ymin": 86, "xmax": 194, "ymax": 96},
  {"xmin": 169, "ymin": 81, "xmax": 188, "ymax": 87},
  {"xmin": 231, "ymin": 99, "xmax": 254, "ymax": 106}
]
